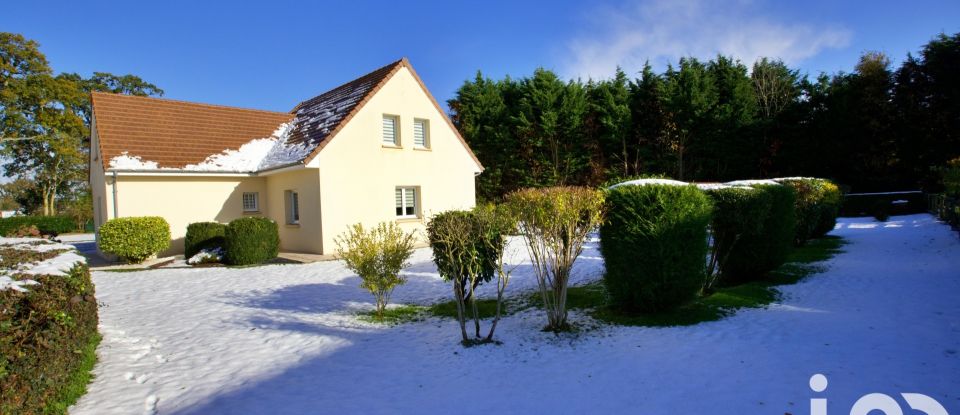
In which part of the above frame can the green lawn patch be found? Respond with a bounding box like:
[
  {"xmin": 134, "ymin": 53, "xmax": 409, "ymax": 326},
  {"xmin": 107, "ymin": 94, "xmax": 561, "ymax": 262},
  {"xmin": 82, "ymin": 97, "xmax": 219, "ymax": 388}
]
[
  {"xmin": 567, "ymin": 235, "xmax": 847, "ymax": 327},
  {"xmin": 357, "ymin": 304, "xmax": 429, "ymax": 324}
]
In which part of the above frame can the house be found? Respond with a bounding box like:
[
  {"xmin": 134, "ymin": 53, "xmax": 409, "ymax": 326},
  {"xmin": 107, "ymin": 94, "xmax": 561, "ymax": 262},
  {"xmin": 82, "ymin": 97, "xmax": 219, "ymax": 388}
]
[{"xmin": 89, "ymin": 58, "xmax": 483, "ymax": 256}]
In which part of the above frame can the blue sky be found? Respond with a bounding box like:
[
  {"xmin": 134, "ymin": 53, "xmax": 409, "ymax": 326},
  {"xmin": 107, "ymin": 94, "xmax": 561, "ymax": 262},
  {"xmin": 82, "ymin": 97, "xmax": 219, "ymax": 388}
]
[{"xmin": 3, "ymin": 0, "xmax": 959, "ymax": 113}]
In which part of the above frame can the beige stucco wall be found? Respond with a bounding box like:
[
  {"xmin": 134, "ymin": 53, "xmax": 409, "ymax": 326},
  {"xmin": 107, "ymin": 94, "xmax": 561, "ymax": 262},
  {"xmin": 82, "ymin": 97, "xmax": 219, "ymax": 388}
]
[
  {"xmin": 99, "ymin": 175, "xmax": 269, "ymax": 255},
  {"xmin": 264, "ymin": 168, "xmax": 323, "ymax": 253},
  {"xmin": 314, "ymin": 66, "xmax": 481, "ymax": 255}
]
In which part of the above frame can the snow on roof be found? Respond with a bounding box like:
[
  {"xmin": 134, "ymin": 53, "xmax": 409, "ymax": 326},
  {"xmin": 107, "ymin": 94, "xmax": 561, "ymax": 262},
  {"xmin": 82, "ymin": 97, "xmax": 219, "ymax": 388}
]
[
  {"xmin": 608, "ymin": 178, "xmax": 690, "ymax": 189},
  {"xmin": 107, "ymin": 123, "xmax": 312, "ymax": 173}
]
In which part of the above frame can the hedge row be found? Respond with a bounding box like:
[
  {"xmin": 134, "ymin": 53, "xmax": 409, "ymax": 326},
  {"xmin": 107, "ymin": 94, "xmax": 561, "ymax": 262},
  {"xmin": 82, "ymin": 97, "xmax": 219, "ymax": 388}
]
[
  {"xmin": 0, "ymin": 216, "xmax": 76, "ymax": 237},
  {"xmin": 600, "ymin": 184, "xmax": 712, "ymax": 311},
  {"xmin": 719, "ymin": 184, "xmax": 797, "ymax": 283},
  {"xmin": 776, "ymin": 178, "xmax": 842, "ymax": 244},
  {"xmin": 0, "ymin": 262, "xmax": 99, "ymax": 414},
  {"xmin": 223, "ymin": 217, "xmax": 279, "ymax": 265}
]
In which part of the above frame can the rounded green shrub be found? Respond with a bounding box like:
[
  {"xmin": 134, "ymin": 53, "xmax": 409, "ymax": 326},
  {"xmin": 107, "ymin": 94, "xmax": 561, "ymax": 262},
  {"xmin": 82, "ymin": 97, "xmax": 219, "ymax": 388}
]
[
  {"xmin": 98, "ymin": 216, "xmax": 171, "ymax": 263},
  {"xmin": 722, "ymin": 184, "xmax": 797, "ymax": 282},
  {"xmin": 776, "ymin": 178, "xmax": 842, "ymax": 243},
  {"xmin": 599, "ymin": 184, "xmax": 713, "ymax": 312},
  {"xmin": 185, "ymin": 222, "xmax": 227, "ymax": 258},
  {"xmin": 224, "ymin": 217, "xmax": 279, "ymax": 265},
  {"xmin": 703, "ymin": 186, "xmax": 773, "ymax": 287}
]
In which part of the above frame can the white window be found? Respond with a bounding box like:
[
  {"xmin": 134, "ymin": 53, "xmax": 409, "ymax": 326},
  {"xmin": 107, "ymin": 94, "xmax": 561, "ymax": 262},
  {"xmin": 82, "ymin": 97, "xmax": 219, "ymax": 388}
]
[
  {"xmin": 395, "ymin": 187, "xmax": 418, "ymax": 218},
  {"xmin": 285, "ymin": 190, "xmax": 300, "ymax": 224},
  {"xmin": 382, "ymin": 115, "xmax": 399, "ymax": 146},
  {"xmin": 413, "ymin": 118, "xmax": 429, "ymax": 149},
  {"xmin": 242, "ymin": 192, "xmax": 259, "ymax": 212}
]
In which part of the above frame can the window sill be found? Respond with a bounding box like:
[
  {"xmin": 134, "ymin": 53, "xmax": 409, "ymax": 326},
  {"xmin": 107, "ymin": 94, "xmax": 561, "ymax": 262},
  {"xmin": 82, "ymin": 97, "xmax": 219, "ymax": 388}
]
[
  {"xmin": 413, "ymin": 147, "xmax": 431, "ymax": 152},
  {"xmin": 285, "ymin": 223, "xmax": 301, "ymax": 228},
  {"xmin": 382, "ymin": 144, "xmax": 403, "ymax": 149},
  {"xmin": 395, "ymin": 217, "xmax": 421, "ymax": 223},
  {"xmin": 243, "ymin": 211, "xmax": 261, "ymax": 215}
]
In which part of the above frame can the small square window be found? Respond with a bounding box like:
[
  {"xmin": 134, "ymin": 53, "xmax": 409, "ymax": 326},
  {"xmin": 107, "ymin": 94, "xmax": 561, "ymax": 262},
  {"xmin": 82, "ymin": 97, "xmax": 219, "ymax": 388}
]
[
  {"xmin": 382, "ymin": 115, "xmax": 399, "ymax": 146},
  {"xmin": 285, "ymin": 190, "xmax": 300, "ymax": 224},
  {"xmin": 413, "ymin": 119, "xmax": 429, "ymax": 149},
  {"xmin": 242, "ymin": 192, "xmax": 259, "ymax": 212},
  {"xmin": 395, "ymin": 187, "xmax": 418, "ymax": 218}
]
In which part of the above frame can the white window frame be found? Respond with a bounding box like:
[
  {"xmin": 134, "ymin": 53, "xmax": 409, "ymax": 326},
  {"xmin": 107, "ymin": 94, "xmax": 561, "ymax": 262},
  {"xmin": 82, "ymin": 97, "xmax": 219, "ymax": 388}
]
[
  {"xmin": 285, "ymin": 190, "xmax": 300, "ymax": 225},
  {"xmin": 242, "ymin": 192, "xmax": 259, "ymax": 212},
  {"xmin": 395, "ymin": 187, "xmax": 419, "ymax": 219},
  {"xmin": 382, "ymin": 114, "xmax": 400, "ymax": 147},
  {"xmin": 413, "ymin": 118, "xmax": 430, "ymax": 149}
]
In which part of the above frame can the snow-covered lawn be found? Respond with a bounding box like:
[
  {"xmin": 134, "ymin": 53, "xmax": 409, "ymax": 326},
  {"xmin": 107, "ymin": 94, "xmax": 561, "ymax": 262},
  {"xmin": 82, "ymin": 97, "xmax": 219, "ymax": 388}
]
[{"xmin": 71, "ymin": 215, "xmax": 960, "ymax": 415}]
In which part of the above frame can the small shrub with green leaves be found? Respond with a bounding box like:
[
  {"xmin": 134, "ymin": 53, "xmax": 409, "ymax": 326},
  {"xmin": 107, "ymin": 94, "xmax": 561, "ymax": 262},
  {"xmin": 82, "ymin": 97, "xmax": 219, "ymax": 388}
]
[
  {"xmin": 776, "ymin": 178, "xmax": 842, "ymax": 243},
  {"xmin": 336, "ymin": 222, "xmax": 416, "ymax": 320},
  {"xmin": 185, "ymin": 222, "xmax": 227, "ymax": 258},
  {"xmin": 224, "ymin": 217, "xmax": 279, "ymax": 265},
  {"xmin": 600, "ymin": 184, "xmax": 712, "ymax": 312},
  {"xmin": 427, "ymin": 205, "xmax": 515, "ymax": 343},
  {"xmin": 0, "ymin": 251, "xmax": 98, "ymax": 413},
  {"xmin": 506, "ymin": 186, "xmax": 605, "ymax": 331},
  {"xmin": 703, "ymin": 186, "xmax": 773, "ymax": 290},
  {"xmin": 98, "ymin": 216, "xmax": 171, "ymax": 263},
  {"xmin": 722, "ymin": 184, "xmax": 797, "ymax": 283}
]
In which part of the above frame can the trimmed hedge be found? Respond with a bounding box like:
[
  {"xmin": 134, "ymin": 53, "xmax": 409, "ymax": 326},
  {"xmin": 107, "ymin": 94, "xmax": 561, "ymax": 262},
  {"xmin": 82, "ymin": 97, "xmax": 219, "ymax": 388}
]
[
  {"xmin": 599, "ymin": 184, "xmax": 712, "ymax": 312},
  {"xmin": 185, "ymin": 222, "xmax": 227, "ymax": 258},
  {"xmin": 98, "ymin": 217, "xmax": 171, "ymax": 263},
  {"xmin": 0, "ymin": 261, "xmax": 99, "ymax": 414},
  {"xmin": 776, "ymin": 178, "xmax": 842, "ymax": 244},
  {"xmin": 840, "ymin": 191, "xmax": 927, "ymax": 217},
  {"xmin": 722, "ymin": 184, "xmax": 797, "ymax": 283},
  {"xmin": 224, "ymin": 217, "xmax": 279, "ymax": 265},
  {"xmin": 0, "ymin": 216, "xmax": 75, "ymax": 237},
  {"xmin": 703, "ymin": 186, "xmax": 773, "ymax": 285}
]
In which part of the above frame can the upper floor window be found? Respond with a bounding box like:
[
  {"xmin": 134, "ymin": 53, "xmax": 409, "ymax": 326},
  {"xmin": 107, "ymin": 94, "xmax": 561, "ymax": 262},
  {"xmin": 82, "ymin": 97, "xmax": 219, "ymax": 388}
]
[
  {"xmin": 395, "ymin": 187, "xmax": 418, "ymax": 218},
  {"xmin": 382, "ymin": 115, "xmax": 399, "ymax": 146},
  {"xmin": 242, "ymin": 192, "xmax": 259, "ymax": 212},
  {"xmin": 413, "ymin": 118, "xmax": 430, "ymax": 149}
]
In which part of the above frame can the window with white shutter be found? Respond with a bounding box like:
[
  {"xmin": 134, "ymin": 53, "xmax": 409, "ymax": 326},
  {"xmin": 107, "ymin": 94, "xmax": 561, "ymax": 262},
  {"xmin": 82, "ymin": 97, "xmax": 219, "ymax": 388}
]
[
  {"xmin": 382, "ymin": 115, "xmax": 399, "ymax": 146},
  {"xmin": 395, "ymin": 187, "xmax": 418, "ymax": 218},
  {"xmin": 413, "ymin": 118, "xmax": 429, "ymax": 149}
]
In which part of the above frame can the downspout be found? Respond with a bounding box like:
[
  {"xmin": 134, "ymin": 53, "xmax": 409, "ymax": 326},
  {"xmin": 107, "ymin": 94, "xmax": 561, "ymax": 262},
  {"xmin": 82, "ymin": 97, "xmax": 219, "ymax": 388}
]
[{"xmin": 111, "ymin": 171, "xmax": 119, "ymax": 218}]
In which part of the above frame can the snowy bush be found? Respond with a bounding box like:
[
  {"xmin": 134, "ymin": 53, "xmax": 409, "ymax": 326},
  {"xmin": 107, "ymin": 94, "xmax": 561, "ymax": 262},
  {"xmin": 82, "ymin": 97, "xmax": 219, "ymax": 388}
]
[
  {"xmin": 98, "ymin": 216, "xmax": 171, "ymax": 263},
  {"xmin": 0, "ymin": 241, "xmax": 98, "ymax": 413},
  {"xmin": 224, "ymin": 217, "xmax": 278, "ymax": 265},
  {"xmin": 427, "ymin": 205, "xmax": 515, "ymax": 343},
  {"xmin": 506, "ymin": 187, "xmax": 604, "ymax": 331},
  {"xmin": 703, "ymin": 186, "xmax": 772, "ymax": 290},
  {"xmin": 722, "ymin": 184, "xmax": 797, "ymax": 282},
  {"xmin": 600, "ymin": 184, "xmax": 712, "ymax": 312},
  {"xmin": 335, "ymin": 222, "xmax": 416, "ymax": 320},
  {"xmin": 775, "ymin": 178, "xmax": 842, "ymax": 243},
  {"xmin": 185, "ymin": 222, "xmax": 226, "ymax": 258},
  {"xmin": 187, "ymin": 247, "xmax": 224, "ymax": 265}
]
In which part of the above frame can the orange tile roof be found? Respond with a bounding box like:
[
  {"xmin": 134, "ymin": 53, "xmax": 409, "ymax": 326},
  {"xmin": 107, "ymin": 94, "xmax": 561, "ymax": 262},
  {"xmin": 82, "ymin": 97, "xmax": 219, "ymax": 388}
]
[{"xmin": 92, "ymin": 92, "xmax": 294, "ymax": 170}]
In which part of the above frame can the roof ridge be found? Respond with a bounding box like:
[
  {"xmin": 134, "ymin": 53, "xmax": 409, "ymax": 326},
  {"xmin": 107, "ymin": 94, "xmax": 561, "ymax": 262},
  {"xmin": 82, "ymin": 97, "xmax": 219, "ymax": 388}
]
[
  {"xmin": 90, "ymin": 91, "xmax": 293, "ymax": 117},
  {"xmin": 291, "ymin": 58, "xmax": 405, "ymax": 112}
]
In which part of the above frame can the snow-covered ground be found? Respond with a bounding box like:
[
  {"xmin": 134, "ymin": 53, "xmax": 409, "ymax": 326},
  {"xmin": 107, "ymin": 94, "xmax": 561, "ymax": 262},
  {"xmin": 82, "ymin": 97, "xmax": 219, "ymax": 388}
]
[{"xmin": 71, "ymin": 215, "xmax": 960, "ymax": 415}]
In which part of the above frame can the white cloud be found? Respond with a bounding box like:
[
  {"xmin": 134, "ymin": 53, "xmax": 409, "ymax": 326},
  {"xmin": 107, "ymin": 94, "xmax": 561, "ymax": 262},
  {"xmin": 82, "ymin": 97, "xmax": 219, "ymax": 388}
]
[{"xmin": 563, "ymin": 0, "xmax": 852, "ymax": 79}]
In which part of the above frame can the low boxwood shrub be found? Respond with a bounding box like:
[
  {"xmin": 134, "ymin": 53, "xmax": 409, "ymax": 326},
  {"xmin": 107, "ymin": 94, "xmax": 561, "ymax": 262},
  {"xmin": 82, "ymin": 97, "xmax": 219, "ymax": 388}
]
[
  {"xmin": 703, "ymin": 186, "xmax": 773, "ymax": 289},
  {"xmin": 776, "ymin": 178, "xmax": 842, "ymax": 243},
  {"xmin": 0, "ymin": 216, "xmax": 75, "ymax": 236},
  {"xmin": 185, "ymin": 222, "xmax": 227, "ymax": 258},
  {"xmin": 224, "ymin": 217, "xmax": 279, "ymax": 265},
  {"xmin": 722, "ymin": 184, "xmax": 797, "ymax": 283},
  {"xmin": 0, "ymin": 261, "xmax": 99, "ymax": 414},
  {"xmin": 98, "ymin": 216, "xmax": 171, "ymax": 263},
  {"xmin": 599, "ymin": 184, "xmax": 712, "ymax": 312}
]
